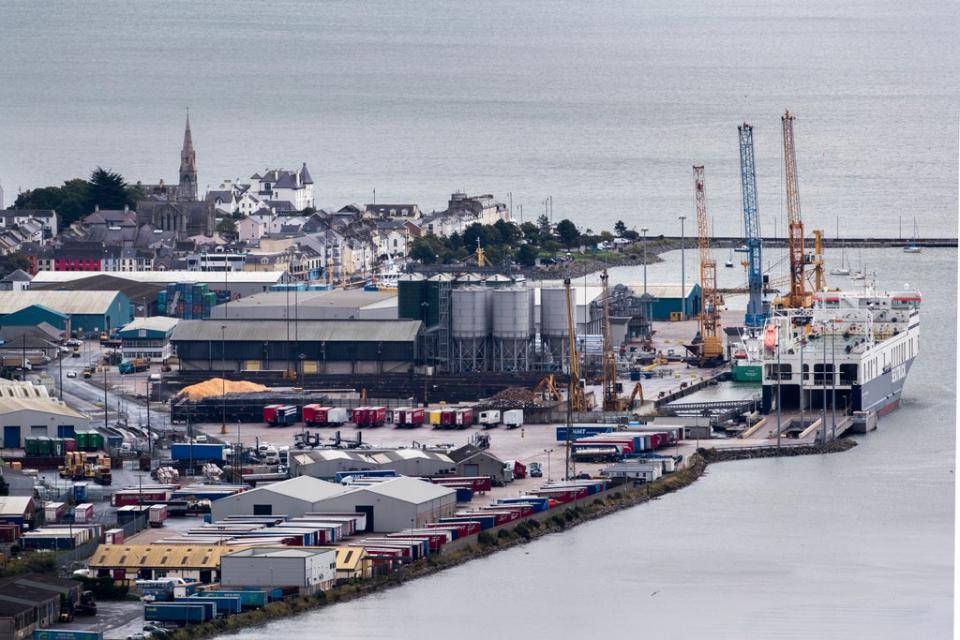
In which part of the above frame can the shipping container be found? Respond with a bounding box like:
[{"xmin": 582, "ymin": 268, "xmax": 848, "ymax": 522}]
[
  {"xmin": 171, "ymin": 442, "xmax": 226, "ymax": 462},
  {"xmin": 431, "ymin": 476, "xmax": 492, "ymax": 493},
  {"xmin": 428, "ymin": 409, "xmax": 442, "ymax": 426},
  {"xmin": 149, "ymin": 504, "xmax": 168, "ymax": 527},
  {"xmin": 478, "ymin": 409, "xmax": 500, "ymax": 427},
  {"xmin": 105, "ymin": 528, "xmax": 125, "ymax": 544},
  {"xmin": 555, "ymin": 425, "xmax": 614, "ymax": 441},
  {"xmin": 502, "ymin": 409, "xmax": 524, "ymax": 429},
  {"xmin": 74, "ymin": 503, "xmax": 94, "ymax": 523},
  {"xmin": 44, "ymin": 502, "xmax": 66, "ymax": 522},
  {"xmin": 391, "ymin": 407, "xmax": 424, "ymax": 428},
  {"xmin": 33, "ymin": 630, "xmax": 104, "ymax": 640},
  {"xmin": 145, "ymin": 602, "xmax": 212, "ymax": 624},
  {"xmin": 454, "ymin": 408, "xmax": 473, "ymax": 428},
  {"xmin": 188, "ymin": 593, "xmax": 242, "ymax": 615},
  {"xmin": 112, "ymin": 489, "xmax": 171, "ymax": 507},
  {"xmin": 264, "ymin": 404, "xmax": 297, "ymax": 426}
]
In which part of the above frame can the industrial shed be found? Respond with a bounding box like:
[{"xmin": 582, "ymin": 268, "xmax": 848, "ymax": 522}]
[
  {"xmin": 290, "ymin": 448, "xmax": 456, "ymax": 480},
  {"xmin": 312, "ymin": 476, "xmax": 457, "ymax": 532},
  {"xmin": 0, "ymin": 497, "xmax": 36, "ymax": 526},
  {"xmin": 0, "ymin": 574, "xmax": 81, "ymax": 640},
  {"xmin": 627, "ymin": 283, "xmax": 701, "ymax": 321},
  {"xmin": 118, "ymin": 316, "xmax": 179, "ymax": 361},
  {"xmin": 210, "ymin": 476, "xmax": 352, "ymax": 520},
  {"xmin": 448, "ymin": 444, "xmax": 508, "ymax": 484},
  {"xmin": 0, "ymin": 381, "xmax": 92, "ymax": 448},
  {"xmin": 31, "ymin": 270, "xmax": 286, "ymax": 300},
  {"xmin": 171, "ymin": 319, "xmax": 422, "ymax": 374},
  {"xmin": 31, "ymin": 273, "xmax": 166, "ymax": 316},
  {"xmin": 221, "ymin": 547, "xmax": 337, "ymax": 595},
  {"xmin": 89, "ymin": 544, "xmax": 239, "ymax": 584},
  {"xmin": 0, "ymin": 305, "xmax": 69, "ymax": 333},
  {"xmin": 211, "ymin": 289, "xmax": 398, "ymax": 321},
  {"xmin": 0, "ymin": 290, "xmax": 130, "ymax": 334}
]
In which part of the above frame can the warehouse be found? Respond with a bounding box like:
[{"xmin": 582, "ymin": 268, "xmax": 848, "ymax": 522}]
[
  {"xmin": 31, "ymin": 270, "xmax": 287, "ymax": 300},
  {"xmin": 211, "ymin": 289, "xmax": 398, "ymax": 321},
  {"xmin": 0, "ymin": 381, "xmax": 92, "ymax": 448},
  {"xmin": 171, "ymin": 319, "xmax": 422, "ymax": 374},
  {"xmin": 628, "ymin": 283, "xmax": 701, "ymax": 321},
  {"xmin": 448, "ymin": 444, "xmax": 509, "ymax": 484},
  {"xmin": 210, "ymin": 476, "xmax": 352, "ymax": 520},
  {"xmin": 0, "ymin": 497, "xmax": 36, "ymax": 527},
  {"xmin": 290, "ymin": 448, "xmax": 456, "ymax": 480},
  {"xmin": 88, "ymin": 544, "xmax": 240, "ymax": 584},
  {"xmin": 0, "ymin": 574, "xmax": 81, "ymax": 640},
  {"xmin": 0, "ymin": 290, "xmax": 131, "ymax": 334},
  {"xmin": 31, "ymin": 273, "xmax": 166, "ymax": 316},
  {"xmin": 312, "ymin": 476, "xmax": 457, "ymax": 532},
  {"xmin": 118, "ymin": 316, "xmax": 179, "ymax": 361},
  {"xmin": 0, "ymin": 305, "xmax": 69, "ymax": 334},
  {"xmin": 221, "ymin": 547, "xmax": 337, "ymax": 595}
]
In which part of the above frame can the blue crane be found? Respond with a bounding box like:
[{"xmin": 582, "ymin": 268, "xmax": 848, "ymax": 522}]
[{"xmin": 738, "ymin": 123, "xmax": 767, "ymax": 327}]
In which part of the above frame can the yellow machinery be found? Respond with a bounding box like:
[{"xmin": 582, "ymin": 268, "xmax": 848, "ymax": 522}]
[
  {"xmin": 693, "ymin": 165, "xmax": 723, "ymax": 365},
  {"xmin": 59, "ymin": 452, "xmax": 112, "ymax": 485},
  {"xmin": 812, "ymin": 229, "xmax": 825, "ymax": 292},
  {"xmin": 641, "ymin": 351, "xmax": 667, "ymax": 372},
  {"xmin": 563, "ymin": 278, "xmax": 589, "ymax": 412},
  {"xmin": 533, "ymin": 374, "xmax": 563, "ymax": 402},
  {"xmin": 475, "ymin": 239, "xmax": 486, "ymax": 267}
]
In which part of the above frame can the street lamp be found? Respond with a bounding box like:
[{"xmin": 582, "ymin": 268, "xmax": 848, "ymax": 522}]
[
  {"xmin": 641, "ymin": 227, "xmax": 648, "ymax": 296},
  {"xmin": 679, "ymin": 215, "xmax": 687, "ymax": 320},
  {"xmin": 220, "ymin": 324, "xmax": 227, "ymax": 434},
  {"xmin": 543, "ymin": 448, "xmax": 554, "ymax": 481}
]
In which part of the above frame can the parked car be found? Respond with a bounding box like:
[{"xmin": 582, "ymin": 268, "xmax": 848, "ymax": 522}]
[{"xmin": 66, "ymin": 371, "xmax": 77, "ymax": 378}]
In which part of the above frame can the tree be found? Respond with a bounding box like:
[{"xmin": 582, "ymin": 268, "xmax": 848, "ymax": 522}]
[
  {"xmin": 87, "ymin": 167, "xmax": 134, "ymax": 211},
  {"xmin": 0, "ymin": 254, "xmax": 30, "ymax": 279},
  {"xmin": 614, "ymin": 220, "xmax": 627, "ymax": 237},
  {"xmin": 536, "ymin": 214, "xmax": 551, "ymax": 235},
  {"xmin": 517, "ymin": 243, "xmax": 538, "ymax": 267},
  {"xmin": 216, "ymin": 217, "xmax": 237, "ymax": 235},
  {"xmin": 494, "ymin": 219, "xmax": 518, "ymax": 245},
  {"xmin": 556, "ymin": 219, "xmax": 580, "ymax": 247},
  {"xmin": 622, "ymin": 229, "xmax": 640, "ymax": 241},
  {"xmin": 12, "ymin": 178, "xmax": 90, "ymax": 228},
  {"xmin": 519, "ymin": 222, "xmax": 540, "ymax": 244}
]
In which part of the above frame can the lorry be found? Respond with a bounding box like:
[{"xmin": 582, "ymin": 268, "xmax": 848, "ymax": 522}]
[
  {"xmin": 118, "ymin": 358, "xmax": 149, "ymax": 374},
  {"xmin": 502, "ymin": 409, "xmax": 524, "ymax": 429},
  {"xmin": 263, "ymin": 404, "xmax": 297, "ymax": 426},
  {"xmin": 528, "ymin": 461, "xmax": 543, "ymax": 478},
  {"xmin": 82, "ymin": 367, "xmax": 94, "ymax": 379},
  {"xmin": 478, "ymin": 410, "xmax": 500, "ymax": 429}
]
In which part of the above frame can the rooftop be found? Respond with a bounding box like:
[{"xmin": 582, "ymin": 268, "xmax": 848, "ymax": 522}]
[
  {"xmin": 0, "ymin": 290, "xmax": 124, "ymax": 316},
  {"xmin": 172, "ymin": 319, "xmax": 422, "ymax": 343},
  {"xmin": 347, "ymin": 476, "xmax": 455, "ymax": 504},
  {"xmin": 31, "ymin": 270, "xmax": 286, "ymax": 285}
]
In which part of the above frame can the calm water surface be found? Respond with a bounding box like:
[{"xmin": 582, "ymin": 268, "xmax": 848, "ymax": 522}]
[{"xmin": 1, "ymin": 0, "xmax": 958, "ymax": 236}]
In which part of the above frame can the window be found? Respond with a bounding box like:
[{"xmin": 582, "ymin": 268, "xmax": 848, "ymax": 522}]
[
  {"xmin": 839, "ymin": 364, "xmax": 858, "ymax": 385},
  {"xmin": 813, "ymin": 363, "xmax": 834, "ymax": 385},
  {"xmin": 253, "ymin": 504, "xmax": 272, "ymax": 516},
  {"xmin": 765, "ymin": 363, "xmax": 791, "ymax": 381}
]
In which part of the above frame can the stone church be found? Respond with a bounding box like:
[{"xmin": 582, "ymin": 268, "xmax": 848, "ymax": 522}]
[{"xmin": 136, "ymin": 114, "xmax": 215, "ymax": 238}]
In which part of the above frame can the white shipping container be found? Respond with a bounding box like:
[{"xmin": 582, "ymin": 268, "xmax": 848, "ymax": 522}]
[
  {"xmin": 74, "ymin": 503, "xmax": 94, "ymax": 523},
  {"xmin": 502, "ymin": 409, "xmax": 524, "ymax": 428},
  {"xmin": 44, "ymin": 502, "xmax": 66, "ymax": 522},
  {"xmin": 148, "ymin": 504, "xmax": 168, "ymax": 526},
  {"xmin": 327, "ymin": 408, "xmax": 348, "ymax": 424},
  {"xmin": 478, "ymin": 410, "xmax": 500, "ymax": 425}
]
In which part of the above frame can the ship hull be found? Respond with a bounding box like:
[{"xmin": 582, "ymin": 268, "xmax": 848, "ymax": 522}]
[{"xmin": 852, "ymin": 356, "xmax": 914, "ymax": 414}]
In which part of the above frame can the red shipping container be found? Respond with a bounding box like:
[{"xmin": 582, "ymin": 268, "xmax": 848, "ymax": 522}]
[
  {"xmin": 440, "ymin": 410, "xmax": 455, "ymax": 426},
  {"xmin": 263, "ymin": 404, "xmax": 280, "ymax": 423},
  {"xmin": 370, "ymin": 406, "xmax": 386, "ymax": 426},
  {"xmin": 63, "ymin": 438, "xmax": 77, "ymax": 452},
  {"xmin": 302, "ymin": 404, "xmax": 322, "ymax": 424},
  {"xmin": 351, "ymin": 407, "xmax": 367, "ymax": 425}
]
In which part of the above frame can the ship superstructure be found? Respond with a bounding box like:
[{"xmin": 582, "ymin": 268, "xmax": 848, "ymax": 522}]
[{"xmin": 761, "ymin": 281, "xmax": 920, "ymax": 417}]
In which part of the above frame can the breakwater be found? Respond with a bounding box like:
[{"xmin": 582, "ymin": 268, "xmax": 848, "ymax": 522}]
[{"xmin": 698, "ymin": 439, "xmax": 856, "ymax": 463}]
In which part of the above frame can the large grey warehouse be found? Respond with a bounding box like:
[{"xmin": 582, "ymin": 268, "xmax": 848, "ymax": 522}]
[
  {"xmin": 170, "ymin": 319, "xmax": 422, "ymax": 374},
  {"xmin": 211, "ymin": 476, "xmax": 456, "ymax": 532},
  {"xmin": 210, "ymin": 289, "xmax": 398, "ymax": 321},
  {"xmin": 290, "ymin": 448, "xmax": 456, "ymax": 480}
]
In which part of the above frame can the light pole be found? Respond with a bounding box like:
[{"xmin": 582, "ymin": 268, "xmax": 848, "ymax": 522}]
[
  {"xmin": 220, "ymin": 324, "xmax": 227, "ymax": 435},
  {"xmin": 58, "ymin": 344, "xmax": 63, "ymax": 401},
  {"xmin": 831, "ymin": 327, "xmax": 837, "ymax": 440},
  {"xmin": 821, "ymin": 321, "xmax": 828, "ymax": 444},
  {"xmin": 679, "ymin": 215, "xmax": 687, "ymax": 320},
  {"xmin": 543, "ymin": 448, "xmax": 554, "ymax": 481},
  {"xmin": 641, "ymin": 227, "xmax": 648, "ymax": 296},
  {"xmin": 775, "ymin": 326, "xmax": 781, "ymax": 450}
]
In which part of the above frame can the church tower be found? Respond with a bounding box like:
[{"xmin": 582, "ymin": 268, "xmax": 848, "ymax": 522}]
[{"xmin": 177, "ymin": 112, "xmax": 198, "ymax": 201}]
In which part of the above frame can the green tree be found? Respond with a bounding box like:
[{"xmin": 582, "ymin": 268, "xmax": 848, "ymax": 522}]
[
  {"xmin": 493, "ymin": 219, "xmax": 518, "ymax": 245},
  {"xmin": 12, "ymin": 178, "xmax": 90, "ymax": 228},
  {"xmin": 462, "ymin": 223, "xmax": 501, "ymax": 254},
  {"xmin": 556, "ymin": 219, "xmax": 580, "ymax": 247},
  {"xmin": 0, "ymin": 254, "xmax": 30, "ymax": 279},
  {"xmin": 614, "ymin": 220, "xmax": 627, "ymax": 237},
  {"xmin": 536, "ymin": 214, "xmax": 551, "ymax": 235},
  {"xmin": 87, "ymin": 167, "xmax": 134, "ymax": 211},
  {"xmin": 517, "ymin": 243, "xmax": 538, "ymax": 267},
  {"xmin": 216, "ymin": 217, "xmax": 237, "ymax": 235},
  {"xmin": 519, "ymin": 222, "xmax": 540, "ymax": 244}
]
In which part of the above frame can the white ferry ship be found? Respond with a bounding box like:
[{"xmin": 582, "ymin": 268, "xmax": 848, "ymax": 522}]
[{"xmin": 760, "ymin": 282, "xmax": 920, "ymax": 417}]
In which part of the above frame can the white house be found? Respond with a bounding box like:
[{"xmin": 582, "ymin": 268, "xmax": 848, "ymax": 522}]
[
  {"xmin": 237, "ymin": 217, "xmax": 265, "ymax": 244},
  {"xmin": 250, "ymin": 164, "xmax": 315, "ymax": 211}
]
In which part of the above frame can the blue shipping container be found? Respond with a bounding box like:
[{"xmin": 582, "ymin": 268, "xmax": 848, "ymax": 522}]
[
  {"xmin": 454, "ymin": 487, "xmax": 473, "ymax": 502},
  {"xmin": 171, "ymin": 443, "xmax": 225, "ymax": 462},
  {"xmin": 34, "ymin": 632, "xmax": 104, "ymax": 640},
  {"xmin": 555, "ymin": 426, "xmax": 614, "ymax": 441},
  {"xmin": 144, "ymin": 603, "xmax": 211, "ymax": 624},
  {"xmin": 198, "ymin": 589, "xmax": 268, "ymax": 609},
  {"xmin": 190, "ymin": 594, "xmax": 242, "ymax": 615}
]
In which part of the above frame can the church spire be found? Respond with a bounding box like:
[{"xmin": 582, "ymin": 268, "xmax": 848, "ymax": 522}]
[{"xmin": 177, "ymin": 110, "xmax": 198, "ymax": 202}]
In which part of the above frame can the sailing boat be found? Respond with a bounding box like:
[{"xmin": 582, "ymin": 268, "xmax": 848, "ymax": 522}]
[
  {"xmin": 850, "ymin": 247, "xmax": 866, "ymax": 280},
  {"xmin": 903, "ymin": 217, "xmax": 921, "ymax": 253},
  {"xmin": 830, "ymin": 241, "xmax": 850, "ymax": 276},
  {"xmin": 724, "ymin": 248, "xmax": 734, "ymax": 268}
]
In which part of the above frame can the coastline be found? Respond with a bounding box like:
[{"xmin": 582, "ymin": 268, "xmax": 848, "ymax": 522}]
[{"xmin": 165, "ymin": 439, "xmax": 856, "ymax": 640}]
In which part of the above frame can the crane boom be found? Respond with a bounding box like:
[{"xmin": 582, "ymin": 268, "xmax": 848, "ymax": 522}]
[
  {"xmin": 738, "ymin": 123, "xmax": 766, "ymax": 327},
  {"xmin": 693, "ymin": 166, "xmax": 722, "ymax": 364},
  {"xmin": 782, "ymin": 110, "xmax": 807, "ymax": 308},
  {"xmin": 563, "ymin": 278, "xmax": 587, "ymax": 412},
  {"xmin": 600, "ymin": 269, "xmax": 620, "ymax": 411}
]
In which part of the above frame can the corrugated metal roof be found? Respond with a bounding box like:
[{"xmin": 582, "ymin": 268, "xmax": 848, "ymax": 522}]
[
  {"xmin": 256, "ymin": 476, "xmax": 350, "ymax": 501},
  {"xmin": 626, "ymin": 283, "xmax": 698, "ymax": 299},
  {"xmin": 0, "ymin": 497, "xmax": 33, "ymax": 516},
  {"xmin": 0, "ymin": 291, "xmax": 122, "ymax": 315},
  {"xmin": 222, "ymin": 290, "xmax": 396, "ymax": 310},
  {"xmin": 348, "ymin": 476, "xmax": 455, "ymax": 504},
  {"xmin": 31, "ymin": 270, "xmax": 285, "ymax": 285},
  {"xmin": 119, "ymin": 317, "xmax": 179, "ymax": 335},
  {"xmin": 89, "ymin": 544, "xmax": 239, "ymax": 569},
  {"xmin": 171, "ymin": 319, "xmax": 421, "ymax": 343}
]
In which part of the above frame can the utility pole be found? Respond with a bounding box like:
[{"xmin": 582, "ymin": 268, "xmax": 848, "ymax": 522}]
[
  {"xmin": 58, "ymin": 346, "xmax": 63, "ymax": 401},
  {"xmin": 679, "ymin": 215, "xmax": 687, "ymax": 320},
  {"xmin": 220, "ymin": 325, "xmax": 227, "ymax": 435},
  {"xmin": 103, "ymin": 362, "xmax": 108, "ymax": 430},
  {"xmin": 821, "ymin": 322, "xmax": 828, "ymax": 444},
  {"xmin": 146, "ymin": 378, "xmax": 151, "ymax": 458},
  {"xmin": 831, "ymin": 328, "xmax": 837, "ymax": 440},
  {"xmin": 776, "ymin": 329, "xmax": 781, "ymax": 450}
]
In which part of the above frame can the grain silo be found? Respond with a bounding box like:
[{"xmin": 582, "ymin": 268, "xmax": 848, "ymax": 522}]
[
  {"xmin": 492, "ymin": 287, "xmax": 533, "ymax": 372},
  {"xmin": 540, "ymin": 287, "xmax": 569, "ymax": 371},
  {"xmin": 450, "ymin": 287, "xmax": 492, "ymax": 372}
]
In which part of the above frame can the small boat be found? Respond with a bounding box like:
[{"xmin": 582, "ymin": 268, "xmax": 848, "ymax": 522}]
[
  {"xmin": 724, "ymin": 249, "xmax": 734, "ymax": 268},
  {"xmin": 903, "ymin": 217, "xmax": 921, "ymax": 253},
  {"xmin": 364, "ymin": 260, "xmax": 401, "ymax": 291},
  {"xmin": 850, "ymin": 248, "xmax": 865, "ymax": 279},
  {"xmin": 830, "ymin": 241, "xmax": 850, "ymax": 276}
]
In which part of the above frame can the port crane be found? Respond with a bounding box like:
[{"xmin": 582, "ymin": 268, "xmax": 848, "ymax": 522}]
[
  {"xmin": 781, "ymin": 110, "xmax": 810, "ymax": 309},
  {"xmin": 693, "ymin": 165, "xmax": 723, "ymax": 365},
  {"xmin": 737, "ymin": 122, "xmax": 767, "ymax": 327},
  {"xmin": 563, "ymin": 278, "xmax": 589, "ymax": 412}
]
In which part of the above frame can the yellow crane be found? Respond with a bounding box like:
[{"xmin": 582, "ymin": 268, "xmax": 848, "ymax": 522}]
[
  {"xmin": 599, "ymin": 270, "xmax": 624, "ymax": 411},
  {"xmin": 693, "ymin": 165, "xmax": 723, "ymax": 365},
  {"xmin": 563, "ymin": 277, "xmax": 589, "ymax": 412}
]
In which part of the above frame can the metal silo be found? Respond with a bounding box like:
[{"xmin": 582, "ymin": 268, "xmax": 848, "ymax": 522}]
[
  {"xmin": 451, "ymin": 287, "xmax": 491, "ymax": 372},
  {"xmin": 540, "ymin": 287, "xmax": 569, "ymax": 370},
  {"xmin": 492, "ymin": 287, "xmax": 532, "ymax": 372}
]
